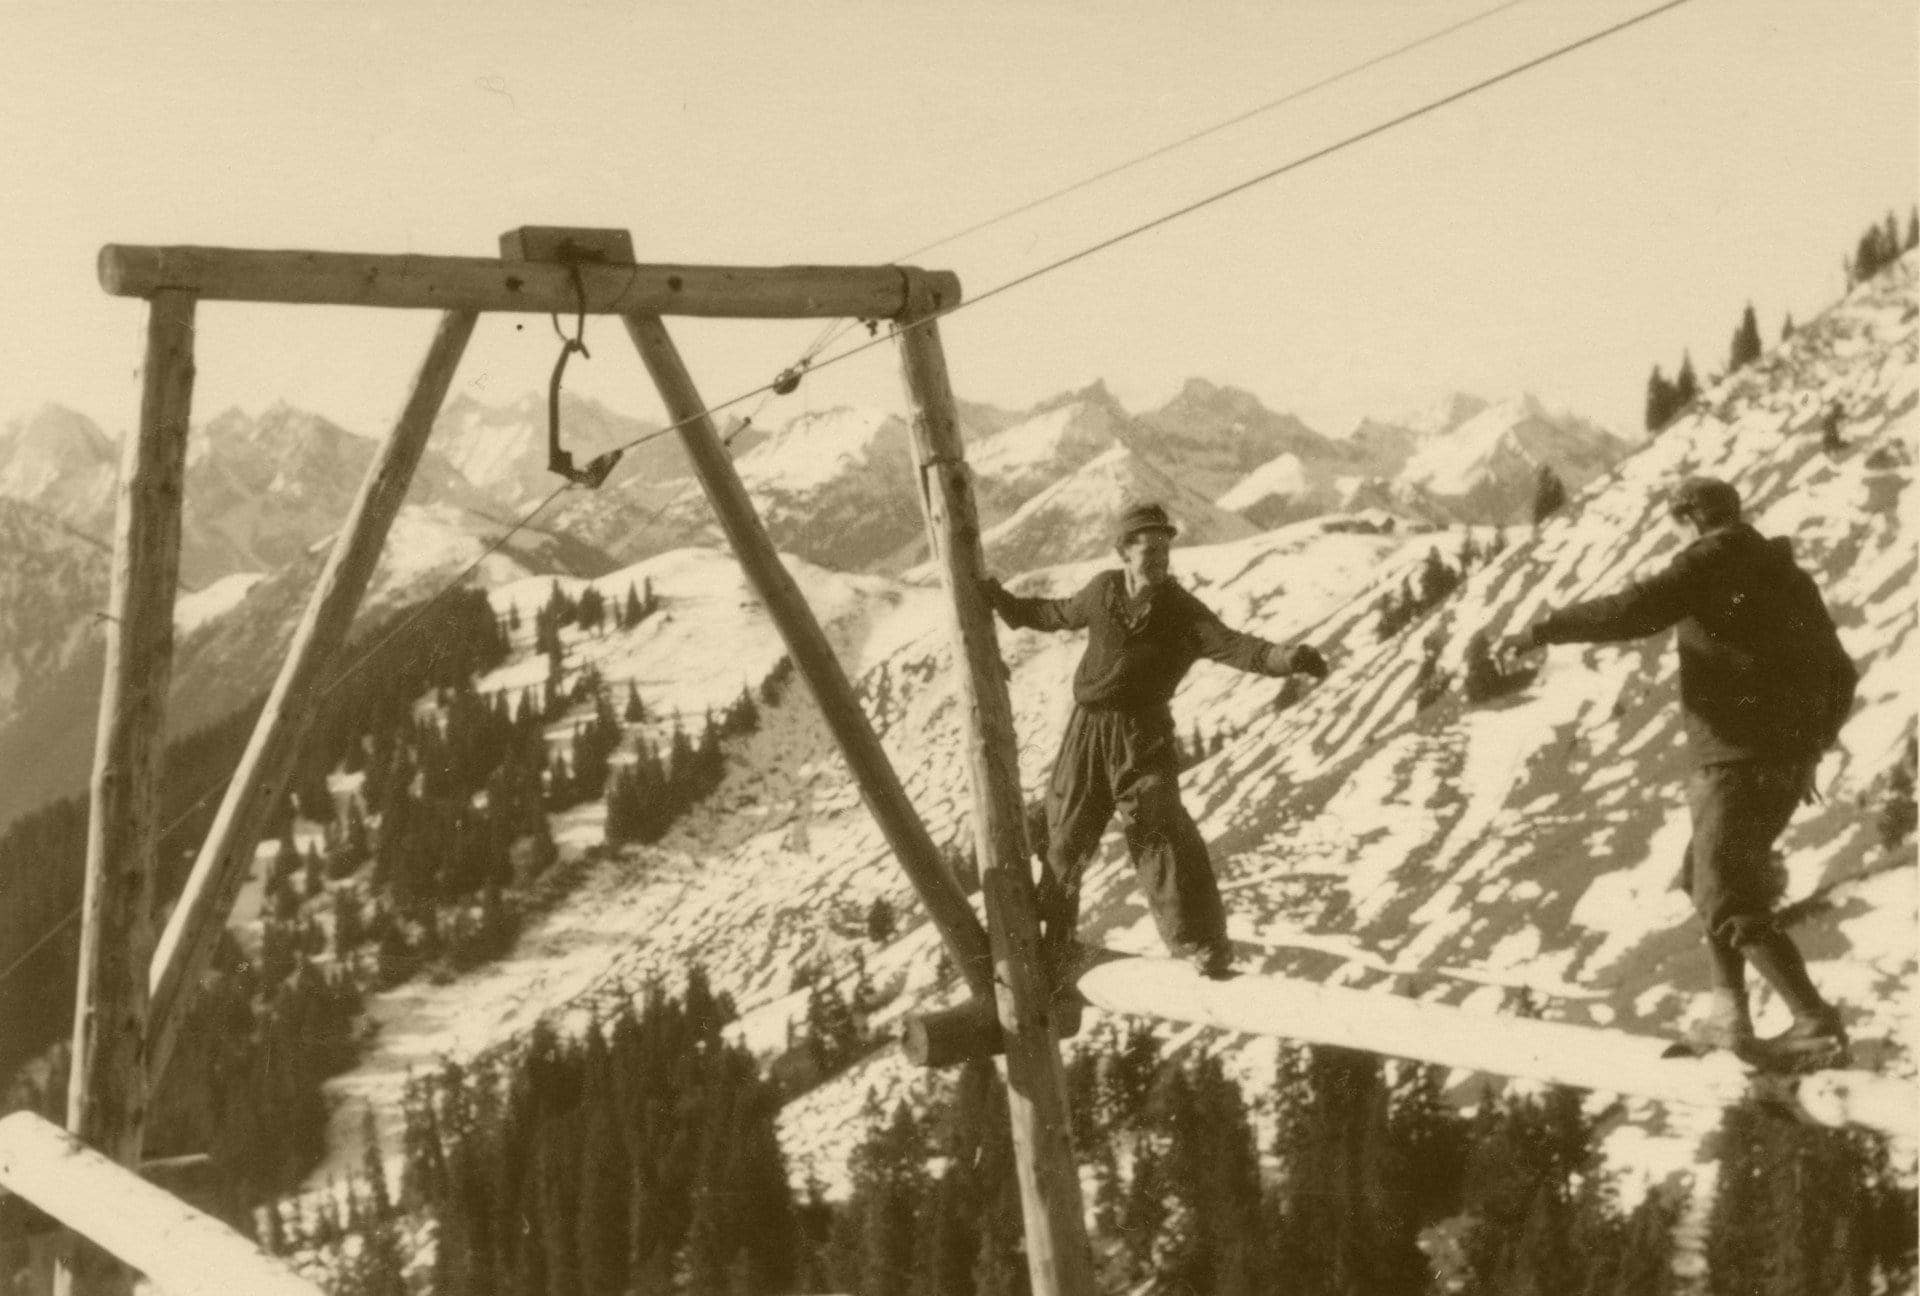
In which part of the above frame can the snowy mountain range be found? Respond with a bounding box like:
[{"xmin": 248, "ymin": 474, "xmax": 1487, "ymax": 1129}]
[
  {"xmin": 0, "ymin": 371, "xmax": 1629, "ymax": 829},
  {"xmin": 283, "ymin": 260, "xmax": 1911, "ymax": 1194},
  {"xmin": 0, "ymin": 250, "xmax": 1911, "ymax": 1235}
]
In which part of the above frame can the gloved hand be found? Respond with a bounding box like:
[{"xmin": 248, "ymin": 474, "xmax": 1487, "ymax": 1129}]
[
  {"xmin": 1498, "ymin": 621, "xmax": 1546, "ymax": 665},
  {"xmin": 979, "ymin": 575, "xmax": 1015, "ymax": 619},
  {"xmin": 1283, "ymin": 643, "xmax": 1329, "ymax": 680}
]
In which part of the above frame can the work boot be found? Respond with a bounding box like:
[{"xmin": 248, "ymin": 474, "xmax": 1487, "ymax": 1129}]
[
  {"xmin": 1752, "ymin": 1008, "xmax": 1850, "ymax": 1071},
  {"xmin": 1184, "ymin": 941, "xmax": 1235, "ymax": 981},
  {"xmin": 1687, "ymin": 988, "xmax": 1755, "ymax": 1054}
]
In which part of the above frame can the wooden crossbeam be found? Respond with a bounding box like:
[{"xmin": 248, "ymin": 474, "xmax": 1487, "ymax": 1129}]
[
  {"xmin": 99, "ymin": 244, "xmax": 961, "ymax": 319},
  {"xmin": 0, "ymin": 1113, "xmax": 323, "ymax": 1296},
  {"xmin": 1075, "ymin": 954, "xmax": 1918, "ymax": 1139}
]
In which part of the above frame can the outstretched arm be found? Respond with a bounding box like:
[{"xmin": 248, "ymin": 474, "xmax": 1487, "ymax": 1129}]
[
  {"xmin": 1504, "ymin": 550, "xmax": 1699, "ymax": 657},
  {"xmin": 981, "ymin": 574, "xmax": 1097, "ymax": 633},
  {"xmin": 1186, "ymin": 597, "xmax": 1329, "ymax": 680}
]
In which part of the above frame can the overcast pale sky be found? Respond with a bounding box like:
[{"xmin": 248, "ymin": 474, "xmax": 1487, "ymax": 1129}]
[{"xmin": 3, "ymin": 1, "xmax": 1914, "ymax": 446}]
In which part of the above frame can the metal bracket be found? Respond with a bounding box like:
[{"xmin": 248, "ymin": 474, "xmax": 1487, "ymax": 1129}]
[{"xmin": 501, "ymin": 228, "xmax": 636, "ymax": 489}]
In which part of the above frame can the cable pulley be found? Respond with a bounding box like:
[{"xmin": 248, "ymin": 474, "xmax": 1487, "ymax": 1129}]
[{"xmin": 771, "ymin": 357, "xmax": 810, "ymax": 396}]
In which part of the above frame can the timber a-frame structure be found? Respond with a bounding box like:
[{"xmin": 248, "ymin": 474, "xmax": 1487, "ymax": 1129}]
[
  {"xmin": 4, "ymin": 229, "xmax": 1911, "ymax": 1296},
  {"xmin": 15, "ymin": 229, "xmax": 1095, "ymax": 1296}
]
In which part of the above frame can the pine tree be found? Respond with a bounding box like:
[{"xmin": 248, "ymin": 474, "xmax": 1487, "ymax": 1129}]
[
  {"xmin": 1645, "ymin": 364, "xmax": 1677, "ymax": 433},
  {"xmin": 1674, "ymin": 351, "xmax": 1700, "ymax": 409},
  {"xmin": 576, "ymin": 585, "xmax": 605, "ymax": 634},
  {"xmin": 1152, "ymin": 1055, "xmax": 1270, "ymax": 1295},
  {"xmin": 728, "ymin": 685, "xmax": 760, "ymax": 735},
  {"xmin": 1879, "ymin": 734, "xmax": 1917, "ymax": 850},
  {"xmin": 351, "ymin": 1111, "xmax": 410, "ymax": 1296},
  {"xmin": 605, "ymin": 769, "xmax": 644, "ymax": 847},
  {"xmin": 1532, "ymin": 464, "xmax": 1569, "ymax": 525},
  {"xmin": 850, "ymin": 1100, "xmax": 931, "ymax": 1296},
  {"xmin": 624, "ymin": 680, "xmax": 646, "ymax": 723},
  {"xmin": 1782, "ymin": 311, "xmax": 1796, "ymax": 341},
  {"xmin": 804, "ymin": 977, "xmax": 862, "ymax": 1075},
  {"xmin": 1730, "ymin": 301, "xmax": 1763, "ymax": 372},
  {"xmin": 1456, "ymin": 528, "xmax": 1480, "ymax": 573},
  {"xmin": 1417, "ymin": 546, "xmax": 1459, "ymax": 608},
  {"xmin": 574, "ymin": 1028, "xmax": 631, "ymax": 1296}
]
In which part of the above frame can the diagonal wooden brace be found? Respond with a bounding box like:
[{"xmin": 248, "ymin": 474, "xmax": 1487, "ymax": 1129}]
[
  {"xmin": 146, "ymin": 310, "xmax": 478, "ymax": 1088},
  {"xmin": 622, "ymin": 312, "xmax": 994, "ymax": 1002}
]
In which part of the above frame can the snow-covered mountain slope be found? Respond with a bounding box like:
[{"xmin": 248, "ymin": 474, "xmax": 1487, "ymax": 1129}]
[
  {"xmin": 1220, "ymin": 391, "xmax": 1631, "ymax": 530},
  {"xmin": 0, "ymin": 490, "xmax": 611, "ymax": 829},
  {"xmin": 1132, "ymin": 377, "xmax": 1344, "ymax": 501},
  {"xmin": 180, "ymin": 402, "xmax": 517, "ymax": 588},
  {"xmin": 1395, "ymin": 393, "xmax": 1632, "ymax": 519},
  {"xmin": 308, "ymin": 519, "xmax": 1432, "ymax": 1185},
  {"xmin": 430, "ymin": 390, "xmax": 713, "ymax": 512},
  {"xmin": 0, "ymin": 499, "xmax": 106, "ymax": 735},
  {"xmin": 311, "ymin": 260, "xmax": 1915, "ymax": 1195},
  {"xmin": 163, "ymin": 500, "xmax": 611, "ymax": 736},
  {"xmin": 968, "ymin": 383, "xmax": 1132, "ymax": 520},
  {"xmin": 972, "ymin": 444, "xmax": 1257, "ymax": 573},
  {"xmin": 0, "ymin": 405, "xmax": 117, "ymax": 538},
  {"xmin": 0, "ymin": 499, "xmax": 110, "ymax": 827}
]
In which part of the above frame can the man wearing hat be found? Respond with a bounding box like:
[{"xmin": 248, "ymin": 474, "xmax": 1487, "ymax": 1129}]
[
  {"xmin": 1502, "ymin": 476, "xmax": 1857, "ymax": 1069},
  {"xmin": 981, "ymin": 501, "xmax": 1329, "ymax": 979}
]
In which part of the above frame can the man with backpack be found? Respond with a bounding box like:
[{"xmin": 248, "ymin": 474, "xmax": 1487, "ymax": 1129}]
[
  {"xmin": 982, "ymin": 502, "xmax": 1329, "ymax": 981},
  {"xmin": 1503, "ymin": 477, "xmax": 1857, "ymax": 1069}
]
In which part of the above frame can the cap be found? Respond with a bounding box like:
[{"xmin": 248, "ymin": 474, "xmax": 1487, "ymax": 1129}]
[
  {"xmin": 1666, "ymin": 476, "xmax": 1742, "ymax": 527},
  {"xmin": 1114, "ymin": 501, "xmax": 1178, "ymax": 546}
]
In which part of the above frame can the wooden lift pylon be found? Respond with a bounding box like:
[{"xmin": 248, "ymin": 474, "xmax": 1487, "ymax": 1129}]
[{"xmin": 54, "ymin": 229, "xmax": 1093, "ymax": 1296}]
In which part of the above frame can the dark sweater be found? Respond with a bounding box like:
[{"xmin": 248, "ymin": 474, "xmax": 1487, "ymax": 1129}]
[
  {"xmin": 1537, "ymin": 523, "xmax": 1855, "ymax": 765},
  {"xmin": 991, "ymin": 570, "xmax": 1288, "ymax": 712}
]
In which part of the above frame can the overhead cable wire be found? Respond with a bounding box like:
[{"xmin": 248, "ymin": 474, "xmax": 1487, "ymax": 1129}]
[
  {"xmin": 0, "ymin": 0, "xmax": 1693, "ymax": 993},
  {"xmin": 600, "ymin": 0, "xmax": 1696, "ymax": 466},
  {"xmin": 797, "ymin": 0, "xmax": 1538, "ymax": 364}
]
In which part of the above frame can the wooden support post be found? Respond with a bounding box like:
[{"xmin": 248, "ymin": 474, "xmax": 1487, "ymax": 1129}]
[
  {"xmin": 146, "ymin": 311, "xmax": 478, "ymax": 1087},
  {"xmin": 893, "ymin": 276, "xmax": 1096, "ymax": 1296},
  {"xmin": 1, "ymin": 1113, "xmax": 324, "ymax": 1296},
  {"xmin": 59, "ymin": 289, "xmax": 196, "ymax": 1296},
  {"xmin": 621, "ymin": 312, "xmax": 995, "ymax": 1001}
]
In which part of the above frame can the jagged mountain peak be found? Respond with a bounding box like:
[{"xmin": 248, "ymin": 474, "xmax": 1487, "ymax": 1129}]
[
  {"xmin": 974, "ymin": 443, "xmax": 1256, "ymax": 573},
  {"xmin": 1158, "ymin": 375, "xmax": 1279, "ymax": 420},
  {"xmin": 1396, "ymin": 390, "xmax": 1493, "ymax": 439},
  {"xmin": 1030, "ymin": 377, "xmax": 1125, "ymax": 417},
  {"xmin": 0, "ymin": 405, "xmax": 118, "ymax": 530},
  {"xmin": 1, "ymin": 403, "xmax": 115, "ymax": 460}
]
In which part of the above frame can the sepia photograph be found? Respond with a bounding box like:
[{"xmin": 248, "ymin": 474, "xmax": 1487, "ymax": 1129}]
[{"xmin": 0, "ymin": 3, "xmax": 1915, "ymax": 1293}]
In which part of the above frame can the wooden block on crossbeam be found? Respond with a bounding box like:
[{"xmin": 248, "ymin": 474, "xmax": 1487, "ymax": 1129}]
[{"xmin": 499, "ymin": 226, "xmax": 636, "ymax": 265}]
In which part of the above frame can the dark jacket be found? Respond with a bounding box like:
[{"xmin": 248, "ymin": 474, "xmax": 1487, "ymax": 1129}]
[
  {"xmin": 1537, "ymin": 523, "xmax": 1856, "ymax": 765},
  {"xmin": 990, "ymin": 570, "xmax": 1288, "ymax": 712}
]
